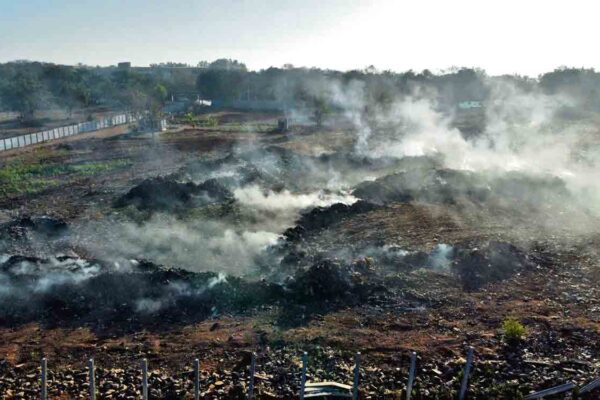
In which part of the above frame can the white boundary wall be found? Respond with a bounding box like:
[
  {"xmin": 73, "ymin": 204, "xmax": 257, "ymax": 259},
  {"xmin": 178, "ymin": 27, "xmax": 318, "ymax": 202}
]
[{"xmin": 0, "ymin": 114, "xmax": 135, "ymax": 152}]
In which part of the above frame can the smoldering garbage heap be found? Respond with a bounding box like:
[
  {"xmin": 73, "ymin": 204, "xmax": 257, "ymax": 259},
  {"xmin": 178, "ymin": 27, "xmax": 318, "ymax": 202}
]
[
  {"xmin": 0, "ymin": 214, "xmax": 545, "ymax": 328},
  {"xmin": 177, "ymin": 145, "xmax": 399, "ymax": 191},
  {"xmin": 0, "ymin": 145, "xmax": 572, "ymax": 327},
  {"xmin": 113, "ymin": 145, "xmax": 399, "ymax": 214},
  {"xmin": 352, "ymin": 165, "xmax": 571, "ymax": 210},
  {"xmin": 0, "ymin": 216, "xmax": 68, "ymax": 253},
  {"xmin": 0, "ymin": 250, "xmax": 385, "ymax": 327},
  {"xmin": 113, "ymin": 176, "xmax": 233, "ymax": 212},
  {"xmin": 0, "ymin": 251, "xmax": 279, "ymax": 327}
]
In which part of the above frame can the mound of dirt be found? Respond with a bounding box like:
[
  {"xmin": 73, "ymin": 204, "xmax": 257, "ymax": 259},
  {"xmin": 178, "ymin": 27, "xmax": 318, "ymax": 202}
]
[
  {"xmin": 284, "ymin": 258, "xmax": 381, "ymax": 306},
  {"xmin": 0, "ymin": 255, "xmax": 282, "ymax": 327},
  {"xmin": 283, "ymin": 201, "xmax": 379, "ymax": 242},
  {"xmin": 353, "ymin": 168, "xmax": 488, "ymax": 205},
  {"xmin": 114, "ymin": 176, "xmax": 232, "ymax": 212},
  {"xmin": 451, "ymin": 241, "xmax": 537, "ymax": 290},
  {"xmin": 353, "ymin": 168, "xmax": 571, "ymax": 209},
  {"xmin": 286, "ymin": 260, "xmax": 353, "ymax": 302}
]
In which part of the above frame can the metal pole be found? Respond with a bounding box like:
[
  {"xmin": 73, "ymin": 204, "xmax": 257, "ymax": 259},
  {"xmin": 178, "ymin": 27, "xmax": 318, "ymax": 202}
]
[
  {"xmin": 458, "ymin": 347, "xmax": 474, "ymax": 400},
  {"xmin": 194, "ymin": 358, "xmax": 200, "ymax": 400},
  {"xmin": 141, "ymin": 358, "xmax": 148, "ymax": 400},
  {"xmin": 248, "ymin": 352, "xmax": 256, "ymax": 400},
  {"xmin": 580, "ymin": 376, "xmax": 600, "ymax": 394},
  {"xmin": 353, "ymin": 352, "xmax": 361, "ymax": 400},
  {"xmin": 300, "ymin": 352, "xmax": 308, "ymax": 400},
  {"xmin": 406, "ymin": 352, "xmax": 417, "ymax": 400},
  {"xmin": 523, "ymin": 382, "xmax": 576, "ymax": 399},
  {"xmin": 88, "ymin": 359, "xmax": 95, "ymax": 400},
  {"xmin": 41, "ymin": 357, "xmax": 47, "ymax": 400}
]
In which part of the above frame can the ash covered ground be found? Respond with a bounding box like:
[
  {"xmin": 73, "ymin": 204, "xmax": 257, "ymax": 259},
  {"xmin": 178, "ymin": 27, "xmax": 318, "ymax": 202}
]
[{"xmin": 2, "ymin": 86, "xmax": 600, "ymax": 399}]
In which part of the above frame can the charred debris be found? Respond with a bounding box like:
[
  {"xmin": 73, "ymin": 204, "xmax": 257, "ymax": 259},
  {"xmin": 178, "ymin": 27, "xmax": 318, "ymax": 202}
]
[{"xmin": 0, "ymin": 145, "xmax": 561, "ymax": 330}]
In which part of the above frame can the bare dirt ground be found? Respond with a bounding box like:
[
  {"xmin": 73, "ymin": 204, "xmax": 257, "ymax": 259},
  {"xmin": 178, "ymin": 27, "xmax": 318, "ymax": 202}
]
[{"xmin": 0, "ymin": 113, "xmax": 599, "ymax": 399}]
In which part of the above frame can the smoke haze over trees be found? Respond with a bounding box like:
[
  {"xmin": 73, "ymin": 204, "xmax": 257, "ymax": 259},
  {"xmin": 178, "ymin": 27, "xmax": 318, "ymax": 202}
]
[{"xmin": 3, "ymin": 59, "xmax": 600, "ymax": 119}]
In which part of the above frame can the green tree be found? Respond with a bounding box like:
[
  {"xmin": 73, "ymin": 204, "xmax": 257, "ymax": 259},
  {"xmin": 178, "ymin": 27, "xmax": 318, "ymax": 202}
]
[
  {"xmin": 196, "ymin": 69, "xmax": 246, "ymax": 100},
  {"xmin": 5, "ymin": 72, "xmax": 43, "ymax": 121}
]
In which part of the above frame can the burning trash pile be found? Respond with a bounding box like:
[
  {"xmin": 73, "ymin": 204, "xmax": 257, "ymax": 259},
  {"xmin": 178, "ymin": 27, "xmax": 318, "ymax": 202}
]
[
  {"xmin": 114, "ymin": 176, "xmax": 233, "ymax": 212},
  {"xmin": 0, "ymin": 140, "xmax": 598, "ymax": 399},
  {"xmin": 0, "ymin": 216, "xmax": 68, "ymax": 254},
  {"xmin": 0, "ymin": 145, "xmax": 573, "ymax": 329},
  {"xmin": 3, "ymin": 67, "xmax": 600, "ymax": 399},
  {"xmin": 0, "ymin": 212, "xmax": 548, "ymax": 329}
]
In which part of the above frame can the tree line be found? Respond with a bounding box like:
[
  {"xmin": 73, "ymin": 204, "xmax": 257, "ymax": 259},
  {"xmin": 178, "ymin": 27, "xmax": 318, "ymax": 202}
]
[
  {"xmin": 0, "ymin": 61, "xmax": 169, "ymax": 123},
  {"xmin": 2, "ymin": 59, "xmax": 600, "ymax": 123}
]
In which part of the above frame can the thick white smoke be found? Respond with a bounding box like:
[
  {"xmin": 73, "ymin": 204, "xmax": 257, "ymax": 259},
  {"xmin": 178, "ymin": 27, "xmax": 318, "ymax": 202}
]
[
  {"xmin": 78, "ymin": 184, "xmax": 357, "ymax": 275},
  {"xmin": 81, "ymin": 216, "xmax": 279, "ymax": 274},
  {"xmin": 310, "ymin": 74, "xmax": 600, "ymax": 222},
  {"xmin": 234, "ymin": 185, "xmax": 356, "ymax": 212}
]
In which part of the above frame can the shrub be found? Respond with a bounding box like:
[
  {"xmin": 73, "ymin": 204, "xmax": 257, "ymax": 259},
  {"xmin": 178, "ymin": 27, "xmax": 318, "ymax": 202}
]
[
  {"xmin": 502, "ymin": 318, "xmax": 527, "ymax": 344},
  {"xmin": 202, "ymin": 115, "xmax": 218, "ymax": 127},
  {"xmin": 183, "ymin": 112, "xmax": 197, "ymax": 126}
]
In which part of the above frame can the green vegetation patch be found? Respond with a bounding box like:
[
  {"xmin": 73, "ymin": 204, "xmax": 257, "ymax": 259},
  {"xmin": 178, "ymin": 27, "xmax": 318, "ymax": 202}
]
[
  {"xmin": 0, "ymin": 158, "xmax": 131, "ymax": 196},
  {"xmin": 502, "ymin": 317, "xmax": 527, "ymax": 344},
  {"xmin": 70, "ymin": 159, "xmax": 131, "ymax": 175}
]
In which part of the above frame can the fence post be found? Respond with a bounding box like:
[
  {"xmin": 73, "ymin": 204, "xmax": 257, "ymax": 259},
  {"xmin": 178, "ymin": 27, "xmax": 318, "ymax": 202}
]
[
  {"xmin": 248, "ymin": 352, "xmax": 256, "ymax": 400},
  {"xmin": 41, "ymin": 357, "xmax": 47, "ymax": 400},
  {"xmin": 353, "ymin": 352, "xmax": 361, "ymax": 400},
  {"xmin": 300, "ymin": 352, "xmax": 308, "ymax": 400},
  {"xmin": 88, "ymin": 359, "xmax": 95, "ymax": 400},
  {"xmin": 141, "ymin": 358, "xmax": 148, "ymax": 400},
  {"xmin": 580, "ymin": 376, "xmax": 600, "ymax": 394},
  {"xmin": 459, "ymin": 347, "xmax": 474, "ymax": 400},
  {"xmin": 194, "ymin": 358, "xmax": 200, "ymax": 400},
  {"xmin": 406, "ymin": 351, "xmax": 417, "ymax": 400}
]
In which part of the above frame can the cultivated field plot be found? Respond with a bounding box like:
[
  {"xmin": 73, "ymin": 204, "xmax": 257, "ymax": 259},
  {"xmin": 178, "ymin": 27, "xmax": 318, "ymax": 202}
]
[{"xmin": 0, "ymin": 112, "xmax": 600, "ymax": 399}]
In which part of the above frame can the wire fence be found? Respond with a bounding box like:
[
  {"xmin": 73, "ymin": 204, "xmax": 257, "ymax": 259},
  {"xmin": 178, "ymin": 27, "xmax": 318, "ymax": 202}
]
[
  {"xmin": 0, "ymin": 114, "xmax": 136, "ymax": 153},
  {"xmin": 29, "ymin": 348, "xmax": 600, "ymax": 399}
]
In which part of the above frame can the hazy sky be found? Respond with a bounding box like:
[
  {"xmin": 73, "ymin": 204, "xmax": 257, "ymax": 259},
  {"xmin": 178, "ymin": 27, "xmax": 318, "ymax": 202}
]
[{"xmin": 1, "ymin": 0, "xmax": 598, "ymax": 76}]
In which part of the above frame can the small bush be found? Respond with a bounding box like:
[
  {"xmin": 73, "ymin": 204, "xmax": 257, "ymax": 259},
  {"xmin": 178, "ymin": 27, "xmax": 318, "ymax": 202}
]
[
  {"xmin": 502, "ymin": 318, "xmax": 527, "ymax": 344},
  {"xmin": 202, "ymin": 115, "xmax": 218, "ymax": 127},
  {"xmin": 182, "ymin": 112, "xmax": 197, "ymax": 126}
]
